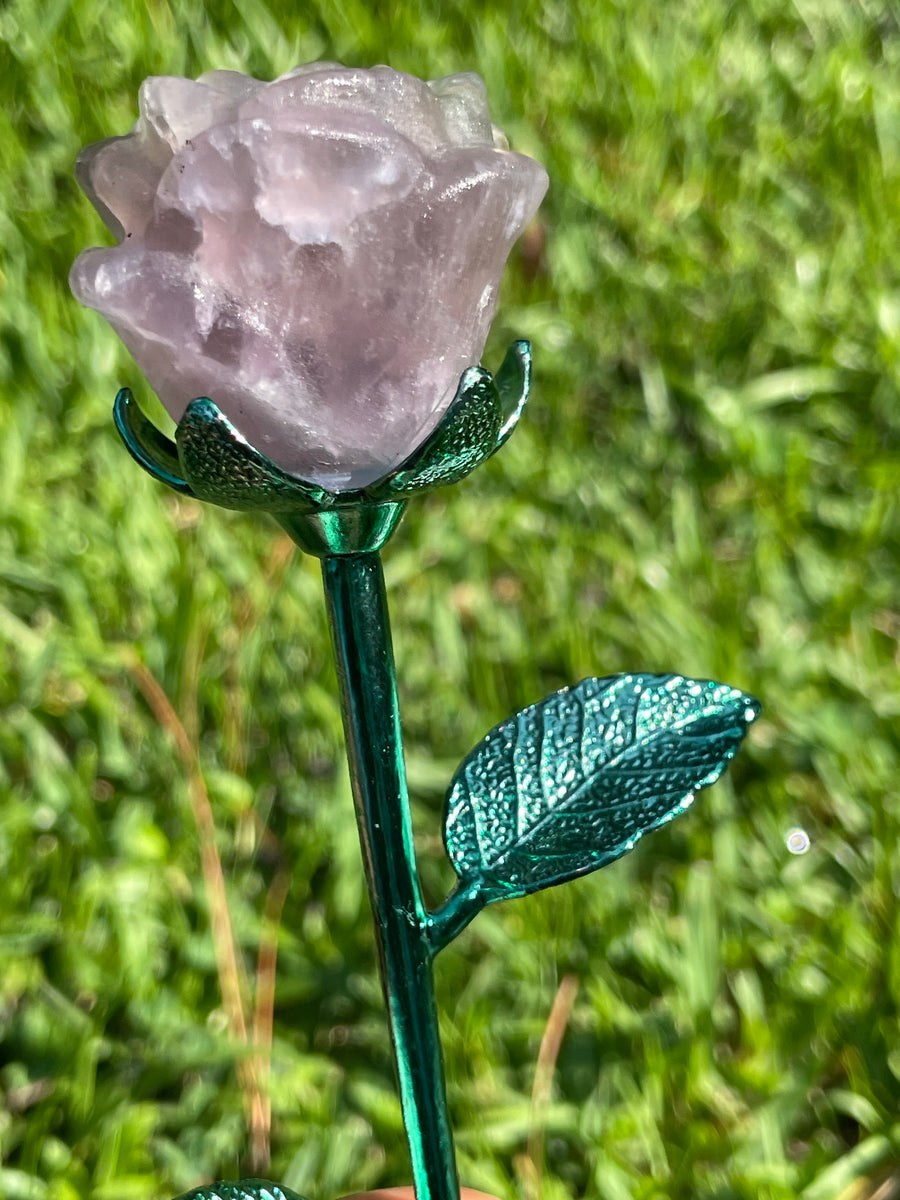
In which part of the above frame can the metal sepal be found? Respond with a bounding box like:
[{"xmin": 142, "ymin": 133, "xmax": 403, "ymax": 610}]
[
  {"xmin": 110, "ymin": 340, "xmax": 533, "ymax": 546},
  {"xmin": 113, "ymin": 388, "xmax": 194, "ymax": 496},
  {"xmin": 368, "ymin": 339, "xmax": 532, "ymax": 498},
  {"xmin": 176, "ymin": 398, "xmax": 332, "ymax": 512},
  {"xmin": 493, "ymin": 338, "xmax": 532, "ymax": 450},
  {"xmin": 371, "ymin": 365, "xmax": 501, "ymax": 496}
]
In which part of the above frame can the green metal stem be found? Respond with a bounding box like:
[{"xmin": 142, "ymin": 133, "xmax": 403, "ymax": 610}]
[{"xmin": 320, "ymin": 552, "xmax": 460, "ymax": 1200}]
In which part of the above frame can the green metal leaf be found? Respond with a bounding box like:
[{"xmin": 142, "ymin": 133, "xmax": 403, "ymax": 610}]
[
  {"xmin": 443, "ymin": 673, "xmax": 759, "ymax": 904},
  {"xmin": 113, "ymin": 388, "xmax": 195, "ymax": 495},
  {"xmin": 173, "ymin": 1182, "xmax": 310, "ymax": 1200},
  {"xmin": 176, "ymin": 397, "xmax": 333, "ymax": 512},
  {"xmin": 374, "ymin": 365, "xmax": 502, "ymax": 496}
]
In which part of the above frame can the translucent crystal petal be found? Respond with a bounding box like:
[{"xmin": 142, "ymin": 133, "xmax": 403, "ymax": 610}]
[
  {"xmin": 427, "ymin": 72, "xmax": 494, "ymax": 147},
  {"xmin": 138, "ymin": 73, "xmax": 264, "ymax": 150},
  {"xmin": 75, "ymin": 127, "xmax": 171, "ymax": 239},
  {"xmin": 70, "ymin": 64, "xmax": 549, "ymax": 489}
]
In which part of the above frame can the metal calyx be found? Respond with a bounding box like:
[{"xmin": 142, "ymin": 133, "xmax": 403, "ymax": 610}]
[{"xmin": 111, "ymin": 341, "xmax": 532, "ymax": 556}]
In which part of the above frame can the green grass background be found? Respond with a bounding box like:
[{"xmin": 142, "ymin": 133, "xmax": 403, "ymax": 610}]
[{"xmin": 1, "ymin": 0, "xmax": 899, "ymax": 1197}]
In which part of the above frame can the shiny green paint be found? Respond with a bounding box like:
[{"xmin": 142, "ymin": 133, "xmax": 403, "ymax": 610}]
[
  {"xmin": 321, "ymin": 553, "xmax": 459, "ymax": 1200},
  {"xmin": 373, "ymin": 365, "xmax": 501, "ymax": 495},
  {"xmin": 173, "ymin": 1183, "xmax": 310, "ymax": 1200},
  {"xmin": 441, "ymin": 673, "xmax": 760, "ymax": 907},
  {"xmin": 278, "ymin": 502, "xmax": 407, "ymax": 557},
  {"xmin": 492, "ymin": 338, "xmax": 532, "ymax": 449},
  {"xmin": 177, "ymin": 398, "xmax": 331, "ymax": 511},
  {"xmin": 426, "ymin": 673, "xmax": 759, "ymax": 955},
  {"xmin": 110, "ymin": 340, "xmax": 760, "ymax": 1200},
  {"xmin": 367, "ymin": 340, "xmax": 532, "ymax": 496},
  {"xmin": 113, "ymin": 388, "xmax": 194, "ymax": 495},
  {"xmin": 110, "ymin": 345, "xmax": 532, "ymax": 1200},
  {"xmin": 111, "ymin": 341, "xmax": 532, "ymax": 516}
]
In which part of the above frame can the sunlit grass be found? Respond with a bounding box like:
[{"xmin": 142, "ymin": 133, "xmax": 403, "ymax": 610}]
[{"xmin": 1, "ymin": 1, "xmax": 899, "ymax": 1198}]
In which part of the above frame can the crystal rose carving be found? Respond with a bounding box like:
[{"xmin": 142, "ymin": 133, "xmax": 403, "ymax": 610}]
[{"xmin": 69, "ymin": 64, "xmax": 549, "ymax": 490}]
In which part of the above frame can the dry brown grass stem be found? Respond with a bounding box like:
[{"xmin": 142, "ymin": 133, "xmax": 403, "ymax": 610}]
[
  {"xmin": 249, "ymin": 865, "xmax": 292, "ymax": 1173},
  {"xmin": 519, "ymin": 973, "xmax": 579, "ymax": 1200},
  {"xmin": 126, "ymin": 652, "xmax": 275, "ymax": 1169},
  {"xmin": 869, "ymin": 1173, "xmax": 900, "ymax": 1200}
]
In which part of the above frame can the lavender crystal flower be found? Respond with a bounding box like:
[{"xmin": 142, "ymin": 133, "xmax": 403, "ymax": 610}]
[{"xmin": 70, "ymin": 64, "xmax": 548, "ymax": 490}]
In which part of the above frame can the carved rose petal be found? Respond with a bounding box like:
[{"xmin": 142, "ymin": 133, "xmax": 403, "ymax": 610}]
[{"xmin": 70, "ymin": 64, "xmax": 548, "ymax": 489}]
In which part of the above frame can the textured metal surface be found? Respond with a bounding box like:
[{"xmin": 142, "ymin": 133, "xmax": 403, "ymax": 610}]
[
  {"xmin": 368, "ymin": 340, "xmax": 532, "ymax": 498},
  {"xmin": 173, "ymin": 1182, "xmax": 309, "ymax": 1200},
  {"xmin": 380, "ymin": 366, "xmax": 501, "ymax": 494},
  {"xmin": 176, "ymin": 398, "xmax": 331, "ymax": 512},
  {"xmin": 444, "ymin": 673, "xmax": 759, "ymax": 904}
]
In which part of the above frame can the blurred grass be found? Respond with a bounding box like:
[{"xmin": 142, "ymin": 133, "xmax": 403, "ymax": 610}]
[{"xmin": 1, "ymin": 0, "xmax": 899, "ymax": 1197}]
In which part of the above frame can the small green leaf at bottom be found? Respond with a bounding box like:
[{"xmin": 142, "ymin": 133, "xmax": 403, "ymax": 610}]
[
  {"xmin": 443, "ymin": 673, "xmax": 759, "ymax": 905},
  {"xmin": 173, "ymin": 1182, "xmax": 310, "ymax": 1200}
]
